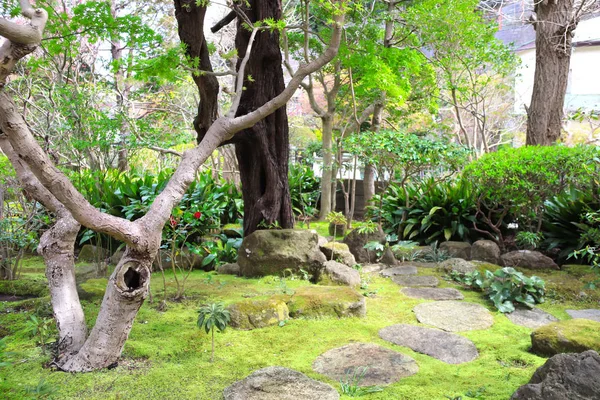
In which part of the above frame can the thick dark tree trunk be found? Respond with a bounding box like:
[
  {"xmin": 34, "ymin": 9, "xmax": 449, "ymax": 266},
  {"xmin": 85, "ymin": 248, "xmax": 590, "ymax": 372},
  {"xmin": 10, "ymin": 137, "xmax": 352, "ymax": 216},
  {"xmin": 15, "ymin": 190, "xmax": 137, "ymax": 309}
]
[
  {"xmin": 526, "ymin": 0, "xmax": 577, "ymax": 146},
  {"xmin": 233, "ymin": 0, "xmax": 294, "ymax": 236},
  {"xmin": 174, "ymin": 0, "xmax": 219, "ymax": 143}
]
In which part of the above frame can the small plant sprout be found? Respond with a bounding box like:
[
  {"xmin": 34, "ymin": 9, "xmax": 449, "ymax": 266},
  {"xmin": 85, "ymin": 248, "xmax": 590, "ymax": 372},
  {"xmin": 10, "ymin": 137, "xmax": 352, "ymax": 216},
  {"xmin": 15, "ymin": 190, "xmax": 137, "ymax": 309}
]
[
  {"xmin": 197, "ymin": 303, "xmax": 231, "ymax": 363},
  {"xmin": 339, "ymin": 366, "xmax": 383, "ymax": 397}
]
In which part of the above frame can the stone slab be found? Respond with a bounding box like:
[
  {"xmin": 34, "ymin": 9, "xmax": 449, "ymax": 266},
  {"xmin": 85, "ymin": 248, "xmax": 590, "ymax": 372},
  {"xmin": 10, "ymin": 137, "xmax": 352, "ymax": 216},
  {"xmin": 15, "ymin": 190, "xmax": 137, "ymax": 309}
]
[
  {"xmin": 566, "ymin": 309, "xmax": 600, "ymax": 322},
  {"xmin": 506, "ymin": 308, "xmax": 558, "ymax": 329},
  {"xmin": 391, "ymin": 275, "xmax": 439, "ymax": 288},
  {"xmin": 379, "ymin": 324, "xmax": 478, "ymax": 364},
  {"xmin": 380, "ymin": 266, "xmax": 418, "ymax": 277},
  {"xmin": 414, "ymin": 301, "xmax": 494, "ymax": 332},
  {"xmin": 313, "ymin": 343, "xmax": 418, "ymax": 386},
  {"xmin": 224, "ymin": 366, "xmax": 339, "ymax": 400},
  {"xmin": 401, "ymin": 287, "xmax": 464, "ymax": 301}
]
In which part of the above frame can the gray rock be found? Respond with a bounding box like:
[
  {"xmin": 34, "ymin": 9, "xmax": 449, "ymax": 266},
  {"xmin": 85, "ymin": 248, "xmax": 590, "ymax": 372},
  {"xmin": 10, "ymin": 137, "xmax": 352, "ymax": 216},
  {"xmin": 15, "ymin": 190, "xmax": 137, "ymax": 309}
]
[
  {"xmin": 361, "ymin": 264, "xmax": 385, "ymax": 273},
  {"xmin": 510, "ymin": 350, "xmax": 600, "ymax": 400},
  {"xmin": 217, "ymin": 263, "xmax": 240, "ymax": 275},
  {"xmin": 75, "ymin": 263, "xmax": 107, "ymax": 283},
  {"xmin": 109, "ymin": 249, "xmax": 124, "ymax": 265},
  {"xmin": 153, "ymin": 248, "xmax": 207, "ymax": 271},
  {"xmin": 237, "ymin": 230, "xmax": 326, "ymax": 281},
  {"xmin": 439, "ymin": 258, "xmax": 477, "ymax": 274},
  {"xmin": 77, "ymin": 245, "xmax": 110, "ymax": 262},
  {"xmin": 313, "ymin": 343, "xmax": 418, "ymax": 386},
  {"xmin": 400, "ymin": 261, "xmax": 437, "ymax": 269},
  {"xmin": 414, "ymin": 301, "xmax": 494, "ymax": 332},
  {"xmin": 379, "ymin": 324, "xmax": 478, "ymax": 364},
  {"xmin": 281, "ymin": 286, "xmax": 366, "ymax": 319},
  {"xmin": 471, "ymin": 240, "xmax": 502, "ymax": 265},
  {"xmin": 380, "ymin": 248, "xmax": 398, "ymax": 266},
  {"xmin": 343, "ymin": 227, "xmax": 386, "ymax": 263},
  {"xmin": 380, "ymin": 266, "xmax": 418, "ymax": 277},
  {"xmin": 531, "ymin": 319, "xmax": 600, "ymax": 356},
  {"xmin": 401, "ymin": 287, "xmax": 464, "ymax": 301},
  {"xmin": 224, "ymin": 366, "xmax": 339, "ymax": 400},
  {"xmin": 317, "ymin": 235, "xmax": 329, "ymax": 247},
  {"xmin": 391, "ymin": 275, "xmax": 439, "ymax": 287},
  {"xmin": 566, "ymin": 309, "xmax": 600, "ymax": 322},
  {"xmin": 320, "ymin": 242, "xmax": 357, "ymax": 267},
  {"xmin": 320, "ymin": 261, "xmax": 361, "ymax": 287},
  {"xmin": 228, "ymin": 299, "xmax": 289, "ymax": 330},
  {"xmin": 439, "ymin": 241, "xmax": 472, "ymax": 260},
  {"xmin": 501, "ymin": 250, "xmax": 559, "ymax": 270},
  {"xmin": 506, "ymin": 308, "xmax": 558, "ymax": 329}
]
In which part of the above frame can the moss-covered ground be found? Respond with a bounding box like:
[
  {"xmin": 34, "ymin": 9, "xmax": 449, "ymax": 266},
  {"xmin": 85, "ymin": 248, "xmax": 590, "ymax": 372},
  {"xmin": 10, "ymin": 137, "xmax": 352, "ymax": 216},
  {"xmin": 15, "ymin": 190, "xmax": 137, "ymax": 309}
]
[{"xmin": 0, "ymin": 256, "xmax": 598, "ymax": 399}]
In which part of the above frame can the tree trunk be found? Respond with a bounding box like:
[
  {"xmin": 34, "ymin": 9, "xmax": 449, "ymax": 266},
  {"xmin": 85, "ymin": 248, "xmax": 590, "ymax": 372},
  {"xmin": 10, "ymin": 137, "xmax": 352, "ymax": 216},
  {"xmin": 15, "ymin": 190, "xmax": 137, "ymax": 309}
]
[
  {"xmin": 364, "ymin": 102, "xmax": 384, "ymax": 206},
  {"xmin": 526, "ymin": 0, "xmax": 576, "ymax": 146},
  {"xmin": 233, "ymin": 0, "xmax": 294, "ymax": 236},
  {"xmin": 319, "ymin": 115, "xmax": 334, "ymax": 219}
]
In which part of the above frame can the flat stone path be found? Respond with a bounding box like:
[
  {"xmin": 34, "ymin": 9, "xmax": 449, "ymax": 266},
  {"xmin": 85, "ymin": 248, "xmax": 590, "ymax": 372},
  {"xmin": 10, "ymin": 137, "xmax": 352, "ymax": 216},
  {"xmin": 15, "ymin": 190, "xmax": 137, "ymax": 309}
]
[
  {"xmin": 379, "ymin": 324, "xmax": 479, "ymax": 364},
  {"xmin": 414, "ymin": 301, "xmax": 494, "ymax": 332},
  {"xmin": 566, "ymin": 309, "xmax": 600, "ymax": 322},
  {"xmin": 223, "ymin": 366, "xmax": 339, "ymax": 400},
  {"xmin": 506, "ymin": 308, "xmax": 558, "ymax": 329},
  {"xmin": 391, "ymin": 275, "xmax": 439, "ymax": 287},
  {"xmin": 380, "ymin": 266, "xmax": 418, "ymax": 277},
  {"xmin": 401, "ymin": 287, "xmax": 464, "ymax": 301},
  {"xmin": 312, "ymin": 343, "xmax": 418, "ymax": 386}
]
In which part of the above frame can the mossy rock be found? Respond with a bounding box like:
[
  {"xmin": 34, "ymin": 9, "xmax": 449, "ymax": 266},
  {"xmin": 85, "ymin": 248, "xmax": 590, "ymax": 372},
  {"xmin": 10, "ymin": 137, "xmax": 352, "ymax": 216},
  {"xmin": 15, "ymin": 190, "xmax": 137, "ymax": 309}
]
[
  {"xmin": 79, "ymin": 278, "xmax": 108, "ymax": 300},
  {"xmin": 228, "ymin": 299, "xmax": 289, "ymax": 330},
  {"xmin": 0, "ymin": 278, "xmax": 49, "ymax": 297},
  {"xmin": 531, "ymin": 319, "xmax": 600, "ymax": 356},
  {"xmin": 276, "ymin": 286, "xmax": 366, "ymax": 319}
]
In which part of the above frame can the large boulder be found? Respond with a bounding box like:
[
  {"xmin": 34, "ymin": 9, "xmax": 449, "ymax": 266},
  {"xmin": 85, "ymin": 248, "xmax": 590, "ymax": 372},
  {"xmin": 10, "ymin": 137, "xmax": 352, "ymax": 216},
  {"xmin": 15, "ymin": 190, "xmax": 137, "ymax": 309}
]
[
  {"xmin": 342, "ymin": 227, "xmax": 386, "ymax": 263},
  {"xmin": 77, "ymin": 245, "xmax": 110, "ymax": 262},
  {"xmin": 228, "ymin": 299, "xmax": 289, "ymax": 330},
  {"xmin": 510, "ymin": 350, "xmax": 600, "ymax": 400},
  {"xmin": 531, "ymin": 319, "xmax": 600, "ymax": 356},
  {"xmin": 224, "ymin": 366, "xmax": 339, "ymax": 400},
  {"xmin": 319, "ymin": 242, "xmax": 357, "ymax": 267},
  {"xmin": 277, "ymin": 286, "xmax": 366, "ymax": 319},
  {"xmin": 471, "ymin": 240, "xmax": 502, "ymax": 265},
  {"xmin": 439, "ymin": 241, "xmax": 471, "ymax": 260},
  {"xmin": 319, "ymin": 261, "xmax": 361, "ymax": 287},
  {"xmin": 439, "ymin": 258, "xmax": 477, "ymax": 275},
  {"xmin": 501, "ymin": 250, "xmax": 559, "ymax": 270},
  {"xmin": 237, "ymin": 230, "xmax": 326, "ymax": 280}
]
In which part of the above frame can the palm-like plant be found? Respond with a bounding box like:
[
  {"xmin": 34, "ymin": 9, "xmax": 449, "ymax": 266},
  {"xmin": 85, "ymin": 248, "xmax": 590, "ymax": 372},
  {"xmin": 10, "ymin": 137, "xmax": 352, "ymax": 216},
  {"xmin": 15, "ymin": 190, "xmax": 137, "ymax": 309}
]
[{"xmin": 197, "ymin": 303, "xmax": 231, "ymax": 363}]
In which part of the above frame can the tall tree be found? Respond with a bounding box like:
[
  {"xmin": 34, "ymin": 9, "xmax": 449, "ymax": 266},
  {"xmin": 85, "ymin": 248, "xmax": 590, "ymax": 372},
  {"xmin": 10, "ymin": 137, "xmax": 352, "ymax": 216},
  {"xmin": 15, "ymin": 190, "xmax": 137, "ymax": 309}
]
[{"xmin": 525, "ymin": 0, "xmax": 592, "ymax": 145}]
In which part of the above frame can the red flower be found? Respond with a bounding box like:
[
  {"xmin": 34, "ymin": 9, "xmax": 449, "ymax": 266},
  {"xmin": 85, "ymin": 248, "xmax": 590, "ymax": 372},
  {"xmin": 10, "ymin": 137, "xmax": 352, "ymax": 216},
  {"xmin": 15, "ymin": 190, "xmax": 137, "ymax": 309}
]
[
  {"xmin": 194, "ymin": 211, "xmax": 202, "ymax": 219},
  {"xmin": 169, "ymin": 215, "xmax": 177, "ymax": 228}
]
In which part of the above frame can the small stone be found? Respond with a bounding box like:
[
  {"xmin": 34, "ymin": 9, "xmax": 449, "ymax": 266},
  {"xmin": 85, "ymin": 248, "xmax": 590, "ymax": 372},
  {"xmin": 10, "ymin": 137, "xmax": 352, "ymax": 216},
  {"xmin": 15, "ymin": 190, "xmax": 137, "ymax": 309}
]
[
  {"xmin": 471, "ymin": 240, "xmax": 502, "ymax": 265},
  {"xmin": 278, "ymin": 286, "xmax": 366, "ymax": 319},
  {"xmin": 391, "ymin": 275, "xmax": 439, "ymax": 287},
  {"xmin": 228, "ymin": 299, "xmax": 289, "ymax": 330},
  {"xmin": 313, "ymin": 343, "xmax": 418, "ymax": 386},
  {"xmin": 224, "ymin": 366, "xmax": 339, "ymax": 400},
  {"xmin": 439, "ymin": 241, "xmax": 472, "ymax": 260},
  {"xmin": 320, "ymin": 242, "xmax": 357, "ymax": 267},
  {"xmin": 401, "ymin": 287, "xmax": 464, "ymax": 301},
  {"xmin": 510, "ymin": 351, "xmax": 600, "ymax": 400},
  {"xmin": 438, "ymin": 258, "xmax": 477, "ymax": 275},
  {"xmin": 531, "ymin": 319, "xmax": 600, "ymax": 356},
  {"xmin": 379, "ymin": 324, "xmax": 478, "ymax": 364},
  {"xmin": 414, "ymin": 301, "xmax": 494, "ymax": 332},
  {"xmin": 217, "ymin": 263, "xmax": 240, "ymax": 275},
  {"xmin": 78, "ymin": 244, "xmax": 110, "ymax": 262},
  {"xmin": 109, "ymin": 249, "xmax": 124, "ymax": 265},
  {"xmin": 361, "ymin": 264, "xmax": 385, "ymax": 273},
  {"xmin": 380, "ymin": 266, "xmax": 418, "ymax": 277},
  {"xmin": 320, "ymin": 261, "xmax": 361, "ymax": 287},
  {"xmin": 501, "ymin": 250, "xmax": 559, "ymax": 270},
  {"xmin": 506, "ymin": 308, "xmax": 558, "ymax": 329},
  {"xmin": 566, "ymin": 309, "xmax": 600, "ymax": 322}
]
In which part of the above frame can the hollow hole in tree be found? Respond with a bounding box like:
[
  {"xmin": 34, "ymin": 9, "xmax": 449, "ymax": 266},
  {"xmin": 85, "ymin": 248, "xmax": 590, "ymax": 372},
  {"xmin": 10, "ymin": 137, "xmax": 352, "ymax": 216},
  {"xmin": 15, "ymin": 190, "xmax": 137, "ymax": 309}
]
[{"xmin": 123, "ymin": 267, "xmax": 141, "ymax": 291}]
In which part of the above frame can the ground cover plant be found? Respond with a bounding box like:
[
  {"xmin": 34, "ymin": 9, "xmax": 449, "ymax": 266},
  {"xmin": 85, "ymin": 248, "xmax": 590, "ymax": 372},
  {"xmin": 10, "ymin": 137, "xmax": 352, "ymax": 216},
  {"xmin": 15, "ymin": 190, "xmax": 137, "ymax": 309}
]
[{"xmin": 1, "ymin": 254, "xmax": 598, "ymax": 399}]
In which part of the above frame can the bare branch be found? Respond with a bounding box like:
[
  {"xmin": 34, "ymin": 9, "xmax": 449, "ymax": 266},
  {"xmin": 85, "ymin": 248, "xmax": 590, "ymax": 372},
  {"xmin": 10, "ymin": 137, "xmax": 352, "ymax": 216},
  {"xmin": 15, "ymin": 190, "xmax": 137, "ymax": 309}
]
[{"xmin": 226, "ymin": 27, "xmax": 259, "ymax": 118}]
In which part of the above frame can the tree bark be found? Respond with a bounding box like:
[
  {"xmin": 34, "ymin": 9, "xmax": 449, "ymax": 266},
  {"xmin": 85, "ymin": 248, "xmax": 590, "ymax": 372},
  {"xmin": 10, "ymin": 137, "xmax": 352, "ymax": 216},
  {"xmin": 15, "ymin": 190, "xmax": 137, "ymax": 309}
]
[
  {"xmin": 319, "ymin": 115, "xmax": 334, "ymax": 219},
  {"xmin": 526, "ymin": 0, "xmax": 577, "ymax": 145},
  {"xmin": 233, "ymin": 0, "xmax": 294, "ymax": 236}
]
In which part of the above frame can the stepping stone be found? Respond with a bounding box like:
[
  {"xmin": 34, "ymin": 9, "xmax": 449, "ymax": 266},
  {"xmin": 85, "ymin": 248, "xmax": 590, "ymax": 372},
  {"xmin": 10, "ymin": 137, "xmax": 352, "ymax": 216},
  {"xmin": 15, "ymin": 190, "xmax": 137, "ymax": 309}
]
[
  {"xmin": 380, "ymin": 266, "xmax": 417, "ymax": 277},
  {"xmin": 414, "ymin": 301, "xmax": 494, "ymax": 332},
  {"xmin": 566, "ymin": 309, "xmax": 600, "ymax": 322},
  {"xmin": 379, "ymin": 324, "xmax": 478, "ymax": 364},
  {"xmin": 391, "ymin": 275, "xmax": 439, "ymax": 287},
  {"xmin": 401, "ymin": 287, "xmax": 464, "ymax": 301},
  {"xmin": 313, "ymin": 343, "xmax": 418, "ymax": 386},
  {"xmin": 506, "ymin": 308, "xmax": 558, "ymax": 329},
  {"xmin": 361, "ymin": 264, "xmax": 385, "ymax": 273},
  {"xmin": 224, "ymin": 366, "xmax": 339, "ymax": 400}
]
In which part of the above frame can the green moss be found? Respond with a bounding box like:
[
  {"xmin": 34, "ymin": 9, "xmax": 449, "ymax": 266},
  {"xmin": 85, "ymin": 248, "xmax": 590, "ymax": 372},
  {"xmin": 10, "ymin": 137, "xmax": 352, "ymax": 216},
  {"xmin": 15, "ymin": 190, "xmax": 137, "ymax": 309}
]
[
  {"xmin": 321, "ymin": 242, "xmax": 349, "ymax": 252},
  {"xmin": 276, "ymin": 286, "xmax": 365, "ymax": 319},
  {"xmin": 228, "ymin": 299, "xmax": 289, "ymax": 330},
  {"xmin": 0, "ymin": 278, "xmax": 48, "ymax": 297},
  {"xmin": 79, "ymin": 279, "xmax": 108, "ymax": 300},
  {"xmin": 531, "ymin": 318, "xmax": 600, "ymax": 356}
]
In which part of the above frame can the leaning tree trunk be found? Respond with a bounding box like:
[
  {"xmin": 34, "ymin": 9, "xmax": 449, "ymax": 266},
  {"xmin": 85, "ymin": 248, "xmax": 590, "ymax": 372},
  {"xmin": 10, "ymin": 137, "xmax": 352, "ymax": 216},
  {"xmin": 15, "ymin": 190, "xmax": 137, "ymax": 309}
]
[
  {"xmin": 526, "ymin": 0, "xmax": 576, "ymax": 146},
  {"xmin": 319, "ymin": 115, "xmax": 334, "ymax": 219},
  {"xmin": 233, "ymin": 0, "xmax": 294, "ymax": 236}
]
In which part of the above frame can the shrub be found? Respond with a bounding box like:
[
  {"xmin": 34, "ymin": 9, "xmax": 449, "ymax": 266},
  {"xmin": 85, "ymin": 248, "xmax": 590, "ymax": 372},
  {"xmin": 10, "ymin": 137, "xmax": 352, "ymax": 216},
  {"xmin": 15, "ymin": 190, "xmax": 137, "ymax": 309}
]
[
  {"xmin": 288, "ymin": 163, "xmax": 320, "ymax": 219},
  {"xmin": 450, "ymin": 267, "xmax": 546, "ymax": 313}
]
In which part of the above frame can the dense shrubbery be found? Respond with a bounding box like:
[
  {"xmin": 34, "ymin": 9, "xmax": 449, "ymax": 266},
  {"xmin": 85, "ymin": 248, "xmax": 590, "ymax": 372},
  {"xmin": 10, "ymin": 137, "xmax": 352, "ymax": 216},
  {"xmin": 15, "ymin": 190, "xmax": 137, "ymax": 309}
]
[{"xmin": 288, "ymin": 164, "xmax": 320, "ymax": 219}]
